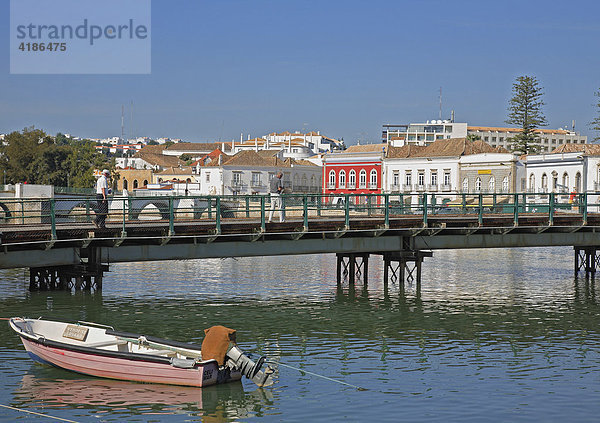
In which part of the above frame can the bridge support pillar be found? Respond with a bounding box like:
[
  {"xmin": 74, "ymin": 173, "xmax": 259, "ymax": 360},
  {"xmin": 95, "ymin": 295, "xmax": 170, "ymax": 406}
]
[
  {"xmin": 336, "ymin": 253, "xmax": 369, "ymax": 286},
  {"xmin": 383, "ymin": 250, "xmax": 432, "ymax": 288},
  {"xmin": 574, "ymin": 246, "xmax": 600, "ymax": 278},
  {"xmin": 29, "ymin": 248, "xmax": 107, "ymax": 291}
]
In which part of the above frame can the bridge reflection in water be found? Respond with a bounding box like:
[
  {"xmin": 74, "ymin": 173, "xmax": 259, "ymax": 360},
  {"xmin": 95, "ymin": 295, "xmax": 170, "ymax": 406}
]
[{"xmin": 0, "ymin": 192, "xmax": 600, "ymax": 290}]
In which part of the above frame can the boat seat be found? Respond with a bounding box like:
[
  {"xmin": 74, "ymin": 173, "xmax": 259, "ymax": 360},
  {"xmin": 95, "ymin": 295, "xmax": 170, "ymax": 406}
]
[{"xmin": 86, "ymin": 339, "xmax": 129, "ymax": 348}]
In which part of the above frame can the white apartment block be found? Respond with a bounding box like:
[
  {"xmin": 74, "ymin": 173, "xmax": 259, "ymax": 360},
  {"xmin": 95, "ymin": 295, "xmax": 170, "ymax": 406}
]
[
  {"xmin": 383, "ymin": 121, "xmax": 468, "ymax": 146},
  {"xmin": 467, "ymin": 126, "xmax": 587, "ymax": 153}
]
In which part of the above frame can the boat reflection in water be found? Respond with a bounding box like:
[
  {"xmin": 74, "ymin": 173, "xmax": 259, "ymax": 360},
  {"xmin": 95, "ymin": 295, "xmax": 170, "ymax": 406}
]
[{"xmin": 15, "ymin": 371, "xmax": 275, "ymax": 421}]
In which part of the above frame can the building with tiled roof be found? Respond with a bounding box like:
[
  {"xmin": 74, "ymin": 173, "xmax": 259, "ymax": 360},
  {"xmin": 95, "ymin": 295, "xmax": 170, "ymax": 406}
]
[
  {"xmin": 382, "ymin": 138, "xmax": 524, "ymax": 197},
  {"xmin": 199, "ymin": 150, "xmax": 322, "ymax": 196},
  {"xmin": 163, "ymin": 142, "xmax": 233, "ymax": 157},
  {"xmin": 382, "ymin": 120, "xmax": 587, "ymax": 153},
  {"xmin": 525, "ymin": 144, "xmax": 600, "ymax": 196},
  {"xmin": 467, "ymin": 126, "xmax": 587, "ymax": 153}
]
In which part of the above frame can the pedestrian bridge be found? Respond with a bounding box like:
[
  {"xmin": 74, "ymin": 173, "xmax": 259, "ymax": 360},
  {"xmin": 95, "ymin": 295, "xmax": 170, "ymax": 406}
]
[{"xmin": 1, "ymin": 192, "xmax": 599, "ymax": 290}]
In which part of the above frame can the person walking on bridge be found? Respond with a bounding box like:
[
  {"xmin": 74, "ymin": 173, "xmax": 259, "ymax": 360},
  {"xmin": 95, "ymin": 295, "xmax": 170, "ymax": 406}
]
[
  {"xmin": 94, "ymin": 169, "xmax": 110, "ymax": 228},
  {"xmin": 268, "ymin": 171, "xmax": 285, "ymax": 223}
]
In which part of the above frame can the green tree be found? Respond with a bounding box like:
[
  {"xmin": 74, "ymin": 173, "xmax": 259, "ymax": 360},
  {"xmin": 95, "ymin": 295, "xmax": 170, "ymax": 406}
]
[
  {"xmin": 591, "ymin": 88, "xmax": 600, "ymax": 142},
  {"xmin": 0, "ymin": 127, "xmax": 111, "ymax": 188},
  {"xmin": 505, "ymin": 75, "xmax": 547, "ymax": 154},
  {"xmin": 467, "ymin": 134, "xmax": 481, "ymax": 142}
]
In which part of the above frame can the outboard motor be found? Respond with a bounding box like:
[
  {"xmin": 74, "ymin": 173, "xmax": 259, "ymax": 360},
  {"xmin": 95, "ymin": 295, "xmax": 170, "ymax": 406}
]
[
  {"xmin": 226, "ymin": 345, "xmax": 274, "ymax": 387},
  {"xmin": 202, "ymin": 325, "xmax": 273, "ymax": 387}
]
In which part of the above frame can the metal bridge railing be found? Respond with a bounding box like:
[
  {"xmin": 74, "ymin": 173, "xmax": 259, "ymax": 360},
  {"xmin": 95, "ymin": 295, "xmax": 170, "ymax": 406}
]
[{"xmin": 0, "ymin": 192, "xmax": 597, "ymax": 237}]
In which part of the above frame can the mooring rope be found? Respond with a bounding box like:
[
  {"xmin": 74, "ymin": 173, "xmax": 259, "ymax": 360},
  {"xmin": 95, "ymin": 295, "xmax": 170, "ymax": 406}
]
[
  {"xmin": 0, "ymin": 404, "xmax": 80, "ymax": 422},
  {"xmin": 266, "ymin": 360, "xmax": 367, "ymax": 391}
]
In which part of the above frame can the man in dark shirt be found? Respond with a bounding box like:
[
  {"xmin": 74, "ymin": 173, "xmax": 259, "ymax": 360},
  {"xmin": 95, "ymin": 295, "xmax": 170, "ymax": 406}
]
[{"xmin": 268, "ymin": 171, "xmax": 284, "ymax": 222}]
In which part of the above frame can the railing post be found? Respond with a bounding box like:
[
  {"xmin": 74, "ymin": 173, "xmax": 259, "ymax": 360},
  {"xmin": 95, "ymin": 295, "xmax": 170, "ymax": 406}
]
[
  {"xmin": 493, "ymin": 193, "xmax": 497, "ymax": 209},
  {"xmin": 168, "ymin": 196, "xmax": 175, "ymax": 236},
  {"xmin": 121, "ymin": 197, "xmax": 127, "ymax": 236},
  {"xmin": 549, "ymin": 192, "xmax": 555, "ymax": 226},
  {"xmin": 260, "ymin": 195, "xmax": 266, "ymax": 232},
  {"xmin": 513, "ymin": 193, "xmax": 519, "ymax": 225},
  {"xmin": 399, "ymin": 193, "xmax": 404, "ymax": 214},
  {"xmin": 303, "ymin": 194, "xmax": 308, "ymax": 230},
  {"xmin": 582, "ymin": 193, "xmax": 588, "ymax": 225},
  {"xmin": 384, "ymin": 193, "xmax": 390, "ymax": 227},
  {"xmin": 85, "ymin": 198, "xmax": 91, "ymax": 222},
  {"xmin": 344, "ymin": 194, "xmax": 350, "ymax": 229},
  {"xmin": 367, "ymin": 195, "xmax": 372, "ymax": 217},
  {"xmin": 215, "ymin": 196, "xmax": 221, "ymax": 233},
  {"xmin": 317, "ymin": 195, "xmax": 322, "ymax": 217},
  {"xmin": 245, "ymin": 196, "xmax": 250, "ymax": 218},
  {"xmin": 462, "ymin": 193, "xmax": 466, "ymax": 213},
  {"xmin": 478, "ymin": 192, "xmax": 483, "ymax": 226},
  {"xmin": 422, "ymin": 193, "xmax": 428, "ymax": 226},
  {"xmin": 50, "ymin": 198, "xmax": 56, "ymax": 240}
]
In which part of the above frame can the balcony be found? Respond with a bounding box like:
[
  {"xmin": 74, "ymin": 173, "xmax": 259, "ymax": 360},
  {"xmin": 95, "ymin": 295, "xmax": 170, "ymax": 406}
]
[
  {"xmin": 416, "ymin": 184, "xmax": 425, "ymax": 192},
  {"xmin": 441, "ymin": 184, "xmax": 452, "ymax": 192},
  {"xmin": 390, "ymin": 184, "xmax": 400, "ymax": 192},
  {"xmin": 348, "ymin": 183, "xmax": 356, "ymax": 190},
  {"xmin": 369, "ymin": 183, "xmax": 378, "ymax": 190},
  {"xmin": 327, "ymin": 183, "xmax": 336, "ymax": 190},
  {"xmin": 402, "ymin": 184, "xmax": 412, "ymax": 192},
  {"xmin": 250, "ymin": 180, "xmax": 263, "ymax": 188},
  {"xmin": 427, "ymin": 184, "xmax": 438, "ymax": 192}
]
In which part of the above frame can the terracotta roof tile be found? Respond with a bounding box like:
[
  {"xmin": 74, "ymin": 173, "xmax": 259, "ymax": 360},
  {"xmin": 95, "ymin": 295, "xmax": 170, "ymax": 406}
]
[
  {"xmin": 345, "ymin": 143, "xmax": 388, "ymax": 153},
  {"xmin": 550, "ymin": 144, "xmax": 600, "ymax": 155}
]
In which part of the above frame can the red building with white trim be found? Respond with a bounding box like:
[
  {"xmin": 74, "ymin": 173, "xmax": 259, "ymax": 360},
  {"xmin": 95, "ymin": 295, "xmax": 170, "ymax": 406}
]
[{"xmin": 322, "ymin": 144, "xmax": 386, "ymax": 203}]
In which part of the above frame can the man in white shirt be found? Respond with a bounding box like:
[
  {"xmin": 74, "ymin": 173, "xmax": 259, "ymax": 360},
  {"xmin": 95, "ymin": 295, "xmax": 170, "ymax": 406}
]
[{"xmin": 95, "ymin": 169, "xmax": 110, "ymax": 228}]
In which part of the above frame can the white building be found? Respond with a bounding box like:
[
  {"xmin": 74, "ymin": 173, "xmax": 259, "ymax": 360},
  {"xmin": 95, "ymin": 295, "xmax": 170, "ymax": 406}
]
[
  {"xmin": 199, "ymin": 150, "xmax": 321, "ymax": 196},
  {"xmin": 468, "ymin": 126, "xmax": 587, "ymax": 153},
  {"xmin": 383, "ymin": 121, "xmax": 468, "ymax": 146},
  {"xmin": 232, "ymin": 137, "xmax": 314, "ymax": 159},
  {"xmin": 525, "ymin": 144, "xmax": 600, "ymax": 194},
  {"xmin": 383, "ymin": 138, "xmax": 523, "ymax": 201}
]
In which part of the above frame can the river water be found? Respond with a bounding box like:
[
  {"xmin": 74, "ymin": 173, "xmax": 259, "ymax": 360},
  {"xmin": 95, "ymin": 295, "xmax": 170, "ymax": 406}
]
[{"xmin": 0, "ymin": 247, "xmax": 599, "ymax": 422}]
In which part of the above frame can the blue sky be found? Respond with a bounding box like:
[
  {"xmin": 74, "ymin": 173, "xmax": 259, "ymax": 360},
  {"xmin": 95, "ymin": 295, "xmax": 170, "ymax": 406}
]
[{"xmin": 1, "ymin": 0, "xmax": 600, "ymax": 144}]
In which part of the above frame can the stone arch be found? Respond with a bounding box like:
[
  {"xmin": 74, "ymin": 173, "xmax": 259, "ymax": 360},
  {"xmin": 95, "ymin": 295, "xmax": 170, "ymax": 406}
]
[{"xmin": 133, "ymin": 180, "xmax": 139, "ymax": 189}]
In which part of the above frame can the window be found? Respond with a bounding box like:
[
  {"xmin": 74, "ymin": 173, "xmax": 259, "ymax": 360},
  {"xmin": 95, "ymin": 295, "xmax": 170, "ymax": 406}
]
[
  {"xmin": 123, "ymin": 179, "xmax": 128, "ymax": 190},
  {"xmin": 562, "ymin": 173, "xmax": 569, "ymax": 192},
  {"xmin": 328, "ymin": 170, "xmax": 336, "ymax": 188},
  {"xmin": 206, "ymin": 173, "xmax": 210, "ymax": 182},
  {"xmin": 489, "ymin": 176, "xmax": 495, "ymax": 192},
  {"xmin": 360, "ymin": 169, "xmax": 367, "ymax": 188},
  {"xmin": 529, "ymin": 174, "xmax": 535, "ymax": 191},
  {"xmin": 392, "ymin": 171, "xmax": 399, "ymax": 188},
  {"xmin": 311, "ymin": 175, "xmax": 316, "ymax": 187},
  {"xmin": 233, "ymin": 172, "xmax": 242, "ymax": 186},
  {"xmin": 541, "ymin": 173, "xmax": 548, "ymax": 191},
  {"xmin": 417, "ymin": 171, "xmax": 425, "ymax": 187},
  {"xmin": 293, "ymin": 174, "xmax": 300, "ymax": 188},
  {"xmin": 475, "ymin": 177, "xmax": 482, "ymax": 192},
  {"xmin": 348, "ymin": 169, "xmax": 356, "ymax": 189},
  {"xmin": 443, "ymin": 171, "xmax": 451, "ymax": 186},
  {"xmin": 301, "ymin": 175, "xmax": 308, "ymax": 188},
  {"xmin": 405, "ymin": 172, "xmax": 412, "ymax": 186},
  {"xmin": 575, "ymin": 172, "xmax": 581, "ymax": 192},
  {"xmin": 339, "ymin": 170, "xmax": 346, "ymax": 188},
  {"xmin": 370, "ymin": 169, "xmax": 377, "ymax": 189},
  {"xmin": 133, "ymin": 180, "xmax": 138, "ymax": 189},
  {"xmin": 431, "ymin": 172, "xmax": 437, "ymax": 186},
  {"xmin": 502, "ymin": 176, "xmax": 509, "ymax": 193},
  {"xmin": 251, "ymin": 172, "xmax": 261, "ymax": 187},
  {"xmin": 462, "ymin": 177, "xmax": 468, "ymax": 192}
]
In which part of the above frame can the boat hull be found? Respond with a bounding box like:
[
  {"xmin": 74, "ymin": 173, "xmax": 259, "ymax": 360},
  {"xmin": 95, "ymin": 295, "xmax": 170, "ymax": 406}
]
[{"xmin": 18, "ymin": 336, "xmax": 240, "ymax": 387}]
